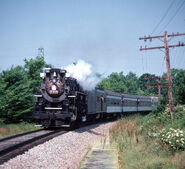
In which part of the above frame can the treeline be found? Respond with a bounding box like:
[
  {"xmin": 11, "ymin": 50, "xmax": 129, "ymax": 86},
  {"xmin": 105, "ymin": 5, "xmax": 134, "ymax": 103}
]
[
  {"xmin": 0, "ymin": 56, "xmax": 50, "ymax": 123},
  {"xmin": 97, "ymin": 70, "xmax": 185, "ymax": 104},
  {"xmin": 0, "ymin": 56, "xmax": 184, "ymax": 123}
]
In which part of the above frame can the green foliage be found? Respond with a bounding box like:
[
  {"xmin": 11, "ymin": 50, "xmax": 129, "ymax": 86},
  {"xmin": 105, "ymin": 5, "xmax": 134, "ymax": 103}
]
[
  {"xmin": 97, "ymin": 69, "xmax": 185, "ymax": 105},
  {"xmin": 106, "ymin": 69, "xmax": 185, "ymax": 168},
  {"xmin": 110, "ymin": 116, "xmax": 185, "ymax": 169},
  {"xmin": 0, "ymin": 56, "xmax": 47, "ymax": 123},
  {"xmin": 97, "ymin": 72, "xmax": 162, "ymax": 96},
  {"xmin": 0, "ymin": 53, "xmax": 184, "ymax": 125},
  {"xmin": 138, "ymin": 73, "xmax": 159, "ymax": 95},
  {"xmin": 139, "ymin": 104, "xmax": 185, "ymax": 131},
  {"xmin": 160, "ymin": 128, "xmax": 185, "ymax": 151},
  {"xmin": 97, "ymin": 72, "xmax": 128, "ymax": 93},
  {"xmin": 125, "ymin": 72, "xmax": 138, "ymax": 94},
  {"xmin": 138, "ymin": 104, "xmax": 185, "ymax": 154},
  {"xmin": 171, "ymin": 69, "xmax": 185, "ymax": 104},
  {"xmin": 24, "ymin": 56, "xmax": 48, "ymax": 93}
]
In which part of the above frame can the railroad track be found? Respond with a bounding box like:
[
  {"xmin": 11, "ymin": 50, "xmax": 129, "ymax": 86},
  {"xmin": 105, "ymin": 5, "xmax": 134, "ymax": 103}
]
[{"xmin": 0, "ymin": 129, "xmax": 67, "ymax": 165}]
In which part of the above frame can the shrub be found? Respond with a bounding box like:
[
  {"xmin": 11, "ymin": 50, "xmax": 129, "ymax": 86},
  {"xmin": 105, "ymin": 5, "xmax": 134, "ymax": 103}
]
[{"xmin": 159, "ymin": 128, "xmax": 185, "ymax": 151}]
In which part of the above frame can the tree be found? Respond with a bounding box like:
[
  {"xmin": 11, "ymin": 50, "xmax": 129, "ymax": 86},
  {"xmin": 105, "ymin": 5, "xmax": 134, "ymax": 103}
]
[
  {"xmin": 0, "ymin": 66, "xmax": 33, "ymax": 122},
  {"xmin": 97, "ymin": 72, "xmax": 128, "ymax": 93},
  {"xmin": 171, "ymin": 69, "xmax": 185, "ymax": 104},
  {"xmin": 138, "ymin": 73, "xmax": 158, "ymax": 96},
  {"xmin": 97, "ymin": 72, "xmax": 164, "ymax": 96},
  {"xmin": 24, "ymin": 56, "xmax": 49, "ymax": 93},
  {"xmin": 0, "ymin": 56, "xmax": 49, "ymax": 123},
  {"xmin": 125, "ymin": 72, "xmax": 138, "ymax": 94}
]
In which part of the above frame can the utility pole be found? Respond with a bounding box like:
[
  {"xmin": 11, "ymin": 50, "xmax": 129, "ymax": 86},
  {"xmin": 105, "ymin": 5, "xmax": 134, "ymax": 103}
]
[
  {"xmin": 164, "ymin": 32, "xmax": 174, "ymax": 118},
  {"xmin": 139, "ymin": 32, "xmax": 185, "ymax": 121},
  {"xmin": 157, "ymin": 77, "xmax": 161, "ymax": 99},
  {"xmin": 144, "ymin": 76, "xmax": 169, "ymax": 104},
  {"xmin": 38, "ymin": 47, "xmax": 44, "ymax": 57}
]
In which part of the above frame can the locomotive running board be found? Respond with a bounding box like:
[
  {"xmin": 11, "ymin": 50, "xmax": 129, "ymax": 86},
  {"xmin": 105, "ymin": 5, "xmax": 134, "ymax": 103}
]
[
  {"xmin": 68, "ymin": 96, "xmax": 76, "ymax": 98},
  {"xmin": 61, "ymin": 125, "xmax": 70, "ymax": 127},
  {"xmin": 34, "ymin": 95, "xmax": 42, "ymax": 97},
  {"xmin": 45, "ymin": 107, "xmax": 63, "ymax": 110}
]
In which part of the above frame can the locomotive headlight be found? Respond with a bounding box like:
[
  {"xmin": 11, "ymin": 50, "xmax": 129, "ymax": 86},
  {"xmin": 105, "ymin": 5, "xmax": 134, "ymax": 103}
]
[
  {"xmin": 53, "ymin": 78, "xmax": 57, "ymax": 83},
  {"xmin": 52, "ymin": 85, "xmax": 57, "ymax": 91},
  {"xmin": 40, "ymin": 73, "xmax": 45, "ymax": 79}
]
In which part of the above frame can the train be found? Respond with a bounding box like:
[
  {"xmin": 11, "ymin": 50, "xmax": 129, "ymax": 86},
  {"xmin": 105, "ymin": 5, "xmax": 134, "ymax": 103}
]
[{"xmin": 33, "ymin": 68, "xmax": 158, "ymax": 128}]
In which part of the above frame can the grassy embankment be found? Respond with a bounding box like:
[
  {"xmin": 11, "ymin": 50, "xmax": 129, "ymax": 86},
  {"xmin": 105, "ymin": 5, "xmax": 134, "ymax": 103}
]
[
  {"xmin": 109, "ymin": 105, "xmax": 185, "ymax": 169},
  {"xmin": 0, "ymin": 122, "xmax": 42, "ymax": 138}
]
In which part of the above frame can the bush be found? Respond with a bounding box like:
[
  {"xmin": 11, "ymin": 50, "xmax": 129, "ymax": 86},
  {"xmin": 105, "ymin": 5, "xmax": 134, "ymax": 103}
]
[
  {"xmin": 0, "ymin": 56, "xmax": 47, "ymax": 123},
  {"xmin": 110, "ymin": 116, "xmax": 185, "ymax": 169},
  {"xmin": 140, "ymin": 104, "xmax": 185, "ymax": 153},
  {"xmin": 159, "ymin": 128, "xmax": 185, "ymax": 151}
]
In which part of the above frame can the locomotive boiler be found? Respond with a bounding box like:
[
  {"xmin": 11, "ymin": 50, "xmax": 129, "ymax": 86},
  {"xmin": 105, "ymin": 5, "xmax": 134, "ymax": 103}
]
[{"xmin": 33, "ymin": 68, "xmax": 87, "ymax": 127}]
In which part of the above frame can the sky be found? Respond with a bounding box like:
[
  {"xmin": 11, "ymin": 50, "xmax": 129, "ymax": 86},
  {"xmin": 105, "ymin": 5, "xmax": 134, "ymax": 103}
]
[{"xmin": 0, "ymin": 0, "xmax": 185, "ymax": 77}]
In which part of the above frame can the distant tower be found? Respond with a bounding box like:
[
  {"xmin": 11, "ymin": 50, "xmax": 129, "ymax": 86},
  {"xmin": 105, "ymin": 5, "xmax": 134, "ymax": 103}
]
[{"xmin": 38, "ymin": 47, "xmax": 44, "ymax": 57}]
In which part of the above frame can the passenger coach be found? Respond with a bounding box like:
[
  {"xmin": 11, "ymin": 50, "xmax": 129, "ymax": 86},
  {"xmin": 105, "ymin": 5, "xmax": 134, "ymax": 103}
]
[{"xmin": 87, "ymin": 89, "xmax": 157, "ymax": 117}]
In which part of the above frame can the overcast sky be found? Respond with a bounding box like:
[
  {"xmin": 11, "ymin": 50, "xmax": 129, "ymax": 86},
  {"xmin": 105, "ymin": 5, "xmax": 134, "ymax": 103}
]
[{"xmin": 0, "ymin": 0, "xmax": 185, "ymax": 76}]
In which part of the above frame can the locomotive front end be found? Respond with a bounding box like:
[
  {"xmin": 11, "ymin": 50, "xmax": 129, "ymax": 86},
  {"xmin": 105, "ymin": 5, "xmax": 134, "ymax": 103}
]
[
  {"xmin": 40, "ymin": 68, "xmax": 67, "ymax": 103},
  {"xmin": 33, "ymin": 68, "xmax": 77, "ymax": 128}
]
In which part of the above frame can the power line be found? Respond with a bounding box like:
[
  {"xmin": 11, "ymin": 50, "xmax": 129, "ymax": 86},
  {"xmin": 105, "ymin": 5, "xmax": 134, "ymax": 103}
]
[
  {"xmin": 160, "ymin": 56, "xmax": 166, "ymax": 77},
  {"xmin": 151, "ymin": 0, "xmax": 175, "ymax": 35},
  {"xmin": 139, "ymin": 31, "xmax": 185, "ymax": 121},
  {"xmin": 178, "ymin": 37, "xmax": 185, "ymax": 68},
  {"xmin": 183, "ymin": 48, "xmax": 185, "ymax": 67},
  {"xmin": 178, "ymin": 47, "xmax": 185, "ymax": 68},
  {"xmin": 144, "ymin": 76, "xmax": 169, "ymax": 104},
  {"xmin": 159, "ymin": 0, "xmax": 185, "ymax": 33},
  {"xmin": 171, "ymin": 48, "xmax": 178, "ymax": 68},
  {"xmin": 171, "ymin": 37, "xmax": 185, "ymax": 68},
  {"xmin": 171, "ymin": 36, "xmax": 184, "ymax": 68},
  {"xmin": 182, "ymin": 47, "xmax": 185, "ymax": 67},
  {"xmin": 141, "ymin": 52, "xmax": 144, "ymax": 73},
  {"xmin": 145, "ymin": 50, "xmax": 148, "ymax": 73}
]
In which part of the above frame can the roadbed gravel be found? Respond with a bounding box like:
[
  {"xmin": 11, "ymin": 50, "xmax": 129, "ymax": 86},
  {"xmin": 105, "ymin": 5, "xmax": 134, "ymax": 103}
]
[{"xmin": 0, "ymin": 122, "xmax": 115, "ymax": 169}]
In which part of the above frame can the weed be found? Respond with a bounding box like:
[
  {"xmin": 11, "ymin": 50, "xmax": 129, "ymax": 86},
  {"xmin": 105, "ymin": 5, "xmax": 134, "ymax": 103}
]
[
  {"xmin": 109, "ymin": 105, "xmax": 185, "ymax": 169},
  {"xmin": 0, "ymin": 122, "xmax": 42, "ymax": 138}
]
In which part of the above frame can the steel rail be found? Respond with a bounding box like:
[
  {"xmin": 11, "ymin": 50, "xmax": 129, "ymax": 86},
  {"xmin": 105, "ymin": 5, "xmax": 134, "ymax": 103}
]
[{"xmin": 0, "ymin": 129, "xmax": 67, "ymax": 165}]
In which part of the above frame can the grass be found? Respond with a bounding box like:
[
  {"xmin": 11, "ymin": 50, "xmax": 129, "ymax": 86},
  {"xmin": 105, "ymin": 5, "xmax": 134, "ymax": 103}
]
[
  {"xmin": 109, "ymin": 111, "xmax": 185, "ymax": 169},
  {"xmin": 0, "ymin": 122, "xmax": 42, "ymax": 138}
]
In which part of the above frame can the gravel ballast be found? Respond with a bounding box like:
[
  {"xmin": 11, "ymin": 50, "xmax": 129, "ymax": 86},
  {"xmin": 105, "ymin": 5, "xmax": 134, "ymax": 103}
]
[{"xmin": 0, "ymin": 122, "xmax": 115, "ymax": 169}]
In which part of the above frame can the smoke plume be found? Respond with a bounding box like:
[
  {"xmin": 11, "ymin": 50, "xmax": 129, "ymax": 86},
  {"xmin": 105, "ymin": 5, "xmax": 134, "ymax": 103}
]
[{"xmin": 65, "ymin": 60, "xmax": 102, "ymax": 91}]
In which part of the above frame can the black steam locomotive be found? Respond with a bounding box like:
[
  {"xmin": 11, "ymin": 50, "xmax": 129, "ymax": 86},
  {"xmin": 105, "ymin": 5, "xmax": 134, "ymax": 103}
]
[
  {"xmin": 33, "ymin": 68, "xmax": 158, "ymax": 128},
  {"xmin": 33, "ymin": 68, "xmax": 87, "ymax": 127}
]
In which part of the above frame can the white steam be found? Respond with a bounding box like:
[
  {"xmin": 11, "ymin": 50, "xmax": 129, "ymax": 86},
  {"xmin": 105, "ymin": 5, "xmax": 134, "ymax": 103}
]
[{"xmin": 65, "ymin": 60, "xmax": 101, "ymax": 91}]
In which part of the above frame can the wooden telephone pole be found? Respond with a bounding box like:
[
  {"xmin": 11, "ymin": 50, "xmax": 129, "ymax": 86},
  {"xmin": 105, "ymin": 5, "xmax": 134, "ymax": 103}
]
[
  {"xmin": 139, "ymin": 32, "xmax": 185, "ymax": 121},
  {"xmin": 144, "ymin": 76, "xmax": 170, "ymax": 104}
]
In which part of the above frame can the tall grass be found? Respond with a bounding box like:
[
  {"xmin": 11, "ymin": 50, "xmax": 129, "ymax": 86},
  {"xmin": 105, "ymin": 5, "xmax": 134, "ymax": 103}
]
[
  {"xmin": 0, "ymin": 122, "xmax": 42, "ymax": 138},
  {"xmin": 109, "ymin": 112, "xmax": 185, "ymax": 169}
]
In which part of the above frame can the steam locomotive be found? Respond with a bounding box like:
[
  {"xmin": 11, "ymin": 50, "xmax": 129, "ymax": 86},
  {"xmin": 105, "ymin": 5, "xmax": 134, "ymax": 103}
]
[{"xmin": 33, "ymin": 68, "xmax": 158, "ymax": 128}]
